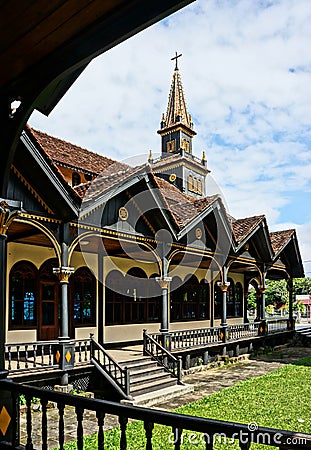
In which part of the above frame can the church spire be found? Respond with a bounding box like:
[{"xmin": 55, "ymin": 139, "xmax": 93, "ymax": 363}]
[
  {"xmin": 161, "ymin": 53, "xmax": 194, "ymax": 130},
  {"xmin": 158, "ymin": 52, "xmax": 196, "ymax": 156}
]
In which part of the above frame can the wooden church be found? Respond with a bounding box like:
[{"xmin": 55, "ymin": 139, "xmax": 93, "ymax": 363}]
[{"xmin": 2, "ymin": 58, "xmax": 304, "ymax": 348}]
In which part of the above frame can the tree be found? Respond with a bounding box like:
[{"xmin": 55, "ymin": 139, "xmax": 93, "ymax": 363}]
[
  {"xmin": 265, "ymin": 279, "xmax": 288, "ymax": 309},
  {"xmin": 293, "ymin": 278, "xmax": 311, "ymax": 296}
]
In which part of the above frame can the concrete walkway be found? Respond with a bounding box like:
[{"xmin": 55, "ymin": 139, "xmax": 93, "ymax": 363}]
[{"xmin": 20, "ymin": 345, "xmax": 311, "ymax": 449}]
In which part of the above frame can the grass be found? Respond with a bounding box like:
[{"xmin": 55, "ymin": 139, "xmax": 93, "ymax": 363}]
[{"xmin": 56, "ymin": 359, "xmax": 311, "ymax": 449}]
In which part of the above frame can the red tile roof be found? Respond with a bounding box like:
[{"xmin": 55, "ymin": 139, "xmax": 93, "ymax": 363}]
[
  {"xmin": 153, "ymin": 176, "xmax": 218, "ymax": 228},
  {"xmin": 230, "ymin": 215, "xmax": 265, "ymax": 244},
  {"xmin": 30, "ymin": 128, "xmax": 127, "ymax": 175},
  {"xmin": 270, "ymin": 229, "xmax": 295, "ymax": 254}
]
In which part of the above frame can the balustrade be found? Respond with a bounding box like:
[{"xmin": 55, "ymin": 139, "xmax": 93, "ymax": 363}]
[{"xmin": 0, "ymin": 379, "xmax": 309, "ymax": 449}]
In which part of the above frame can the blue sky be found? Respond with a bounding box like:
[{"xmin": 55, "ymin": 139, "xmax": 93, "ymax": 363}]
[{"xmin": 30, "ymin": 0, "xmax": 311, "ymax": 275}]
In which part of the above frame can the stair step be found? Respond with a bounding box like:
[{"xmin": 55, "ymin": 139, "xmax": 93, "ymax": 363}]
[
  {"xmin": 129, "ymin": 366, "xmax": 165, "ymax": 380},
  {"xmin": 130, "ymin": 377, "xmax": 178, "ymax": 397},
  {"xmin": 130, "ymin": 371, "xmax": 171, "ymax": 387},
  {"xmin": 120, "ymin": 360, "xmax": 158, "ymax": 372}
]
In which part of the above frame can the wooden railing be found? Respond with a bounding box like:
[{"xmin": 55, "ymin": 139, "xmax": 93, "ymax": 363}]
[
  {"xmin": 149, "ymin": 322, "xmax": 262, "ymax": 352},
  {"xmin": 0, "ymin": 378, "xmax": 309, "ymax": 449},
  {"xmin": 143, "ymin": 330, "xmax": 182, "ymax": 383},
  {"xmin": 90, "ymin": 335, "xmax": 131, "ymax": 398},
  {"xmin": 229, "ymin": 322, "xmax": 261, "ymax": 340},
  {"xmin": 267, "ymin": 318, "xmax": 289, "ymax": 333},
  {"xmin": 5, "ymin": 340, "xmax": 58, "ymax": 372},
  {"xmin": 5, "ymin": 338, "xmax": 91, "ymax": 372}
]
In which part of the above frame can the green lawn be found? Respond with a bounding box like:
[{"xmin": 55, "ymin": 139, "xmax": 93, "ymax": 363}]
[{"xmin": 59, "ymin": 357, "xmax": 311, "ymax": 449}]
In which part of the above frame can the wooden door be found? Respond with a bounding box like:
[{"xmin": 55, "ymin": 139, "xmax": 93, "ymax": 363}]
[{"xmin": 39, "ymin": 281, "xmax": 59, "ymax": 340}]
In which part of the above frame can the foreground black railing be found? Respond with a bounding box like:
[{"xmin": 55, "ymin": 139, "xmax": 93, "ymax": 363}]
[
  {"xmin": 90, "ymin": 335, "xmax": 131, "ymax": 398},
  {"xmin": 0, "ymin": 378, "xmax": 310, "ymax": 449},
  {"xmin": 143, "ymin": 330, "xmax": 182, "ymax": 383}
]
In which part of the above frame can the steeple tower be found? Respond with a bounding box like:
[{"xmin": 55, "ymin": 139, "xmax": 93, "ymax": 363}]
[
  {"xmin": 158, "ymin": 52, "xmax": 196, "ymax": 156},
  {"xmin": 152, "ymin": 54, "xmax": 209, "ymax": 198}
]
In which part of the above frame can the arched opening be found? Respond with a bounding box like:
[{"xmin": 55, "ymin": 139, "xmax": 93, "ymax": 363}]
[
  {"xmin": 235, "ymin": 282, "xmax": 243, "ymax": 317},
  {"xmin": 227, "ymin": 278, "xmax": 235, "ymax": 317},
  {"xmin": 9, "ymin": 261, "xmax": 38, "ymax": 329},
  {"xmin": 214, "ymin": 281, "xmax": 222, "ymax": 319},
  {"xmin": 70, "ymin": 267, "xmax": 96, "ymax": 333},
  {"xmin": 105, "ymin": 268, "xmax": 160, "ymax": 325},
  {"xmin": 105, "ymin": 270, "xmax": 124, "ymax": 325},
  {"xmin": 171, "ymin": 275, "xmax": 208, "ymax": 321},
  {"xmin": 38, "ymin": 258, "xmax": 59, "ymax": 340},
  {"xmin": 124, "ymin": 268, "xmax": 148, "ymax": 323}
]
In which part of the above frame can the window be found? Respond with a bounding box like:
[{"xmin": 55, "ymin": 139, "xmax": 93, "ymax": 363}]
[
  {"xmin": 214, "ymin": 281, "xmax": 222, "ymax": 319},
  {"xmin": 171, "ymin": 275, "xmax": 209, "ymax": 321},
  {"xmin": 193, "ymin": 177, "xmax": 198, "ymax": 193},
  {"xmin": 72, "ymin": 172, "xmax": 81, "ymax": 186},
  {"xmin": 188, "ymin": 175, "xmax": 194, "ymax": 191},
  {"xmin": 197, "ymin": 179, "xmax": 202, "ymax": 195},
  {"xmin": 105, "ymin": 268, "xmax": 160, "ymax": 325},
  {"xmin": 71, "ymin": 267, "xmax": 96, "ymax": 326},
  {"xmin": 166, "ymin": 140, "xmax": 175, "ymax": 152},
  {"xmin": 181, "ymin": 139, "xmax": 190, "ymax": 153},
  {"xmin": 10, "ymin": 261, "xmax": 38, "ymax": 328},
  {"xmin": 188, "ymin": 175, "xmax": 202, "ymax": 195},
  {"xmin": 227, "ymin": 278, "xmax": 235, "ymax": 317},
  {"xmin": 235, "ymin": 282, "xmax": 243, "ymax": 317}
]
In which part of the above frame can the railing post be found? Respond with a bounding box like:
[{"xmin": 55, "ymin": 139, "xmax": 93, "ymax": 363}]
[
  {"xmin": 258, "ymin": 320, "xmax": 267, "ymax": 336},
  {"xmin": 54, "ymin": 337, "xmax": 75, "ymax": 386},
  {"xmin": 90, "ymin": 333, "xmax": 94, "ymax": 359},
  {"xmin": 177, "ymin": 356, "xmax": 182, "ymax": 383},
  {"xmin": 125, "ymin": 367, "xmax": 131, "ymax": 397},
  {"xmin": 218, "ymin": 325, "xmax": 228, "ymax": 343},
  {"xmin": 143, "ymin": 329, "xmax": 147, "ymax": 356},
  {"xmin": 0, "ymin": 371, "xmax": 20, "ymax": 446}
]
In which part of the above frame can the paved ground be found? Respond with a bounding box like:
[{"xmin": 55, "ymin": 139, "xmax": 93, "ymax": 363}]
[{"xmin": 20, "ymin": 345, "xmax": 311, "ymax": 449}]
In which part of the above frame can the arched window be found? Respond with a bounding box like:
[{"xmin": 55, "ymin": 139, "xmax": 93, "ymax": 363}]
[
  {"xmin": 10, "ymin": 261, "xmax": 38, "ymax": 328},
  {"xmin": 171, "ymin": 275, "xmax": 208, "ymax": 321},
  {"xmin": 71, "ymin": 267, "xmax": 96, "ymax": 326},
  {"xmin": 124, "ymin": 268, "xmax": 147, "ymax": 323},
  {"xmin": 227, "ymin": 278, "xmax": 235, "ymax": 317},
  {"xmin": 235, "ymin": 282, "xmax": 243, "ymax": 317},
  {"xmin": 105, "ymin": 270, "xmax": 124, "ymax": 325},
  {"xmin": 170, "ymin": 276, "xmax": 183, "ymax": 321},
  {"xmin": 105, "ymin": 268, "xmax": 159, "ymax": 325},
  {"xmin": 199, "ymin": 279, "xmax": 210, "ymax": 319},
  {"xmin": 148, "ymin": 274, "xmax": 161, "ymax": 322},
  {"xmin": 214, "ymin": 281, "xmax": 222, "ymax": 319},
  {"xmin": 72, "ymin": 172, "xmax": 81, "ymax": 187}
]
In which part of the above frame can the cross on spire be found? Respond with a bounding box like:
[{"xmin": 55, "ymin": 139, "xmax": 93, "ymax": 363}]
[{"xmin": 171, "ymin": 51, "xmax": 182, "ymax": 70}]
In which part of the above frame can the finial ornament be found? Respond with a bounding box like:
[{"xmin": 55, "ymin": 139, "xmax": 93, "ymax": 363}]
[{"xmin": 171, "ymin": 51, "xmax": 182, "ymax": 70}]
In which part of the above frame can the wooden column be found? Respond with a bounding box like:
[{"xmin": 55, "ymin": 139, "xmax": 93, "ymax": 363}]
[
  {"xmin": 0, "ymin": 200, "xmax": 20, "ymax": 371},
  {"xmin": 217, "ymin": 266, "xmax": 229, "ymax": 327},
  {"xmin": 0, "ymin": 234, "xmax": 7, "ymax": 371},
  {"xmin": 97, "ymin": 251, "xmax": 104, "ymax": 345}
]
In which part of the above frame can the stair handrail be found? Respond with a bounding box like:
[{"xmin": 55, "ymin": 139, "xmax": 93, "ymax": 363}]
[
  {"xmin": 143, "ymin": 330, "xmax": 182, "ymax": 383},
  {"xmin": 90, "ymin": 334, "xmax": 131, "ymax": 398}
]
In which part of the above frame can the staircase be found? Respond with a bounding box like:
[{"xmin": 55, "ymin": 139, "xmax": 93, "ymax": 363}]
[
  {"xmin": 119, "ymin": 356, "xmax": 193, "ymax": 406},
  {"xmin": 294, "ymin": 326, "xmax": 311, "ymax": 346},
  {"xmin": 90, "ymin": 336, "xmax": 193, "ymax": 406}
]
